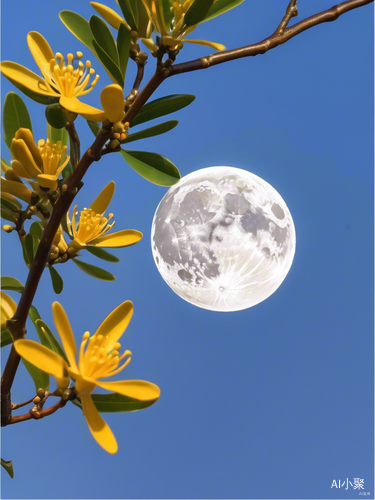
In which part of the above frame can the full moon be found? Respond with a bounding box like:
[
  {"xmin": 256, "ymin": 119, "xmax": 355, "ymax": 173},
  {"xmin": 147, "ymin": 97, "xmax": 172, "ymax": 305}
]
[{"xmin": 151, "ymin": 166, "xmax": 296, "ymax": 312}]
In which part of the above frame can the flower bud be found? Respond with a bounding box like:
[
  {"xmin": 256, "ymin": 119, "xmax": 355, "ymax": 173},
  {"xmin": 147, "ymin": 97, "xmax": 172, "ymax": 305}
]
[{"xmin": 2, "ymin": 225, "xmax": 14, "ymax": 233}]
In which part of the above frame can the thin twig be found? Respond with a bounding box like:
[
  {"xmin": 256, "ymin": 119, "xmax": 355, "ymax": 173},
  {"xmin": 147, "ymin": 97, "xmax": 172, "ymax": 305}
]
[
  {"xmin": 11, "ymin": 397, "xmax": 34, "ymax": 410},
  {"xmin": 274, "ymin": 0, "xmax": 299, "ymax": 36},
  {"xmin": 7, "ymin": 399, "xmax": 66, "ymax": 425},
  {"xmin": 1, "ymin": 120, "xmax": 113, "ymax": 426},
  {"xmin": 1, "ymin": 0, "xmax": 372, "ymax": 427},
  {"xmin": 170, "ymin": 0, "xmax": 373, "ymax": 76}
]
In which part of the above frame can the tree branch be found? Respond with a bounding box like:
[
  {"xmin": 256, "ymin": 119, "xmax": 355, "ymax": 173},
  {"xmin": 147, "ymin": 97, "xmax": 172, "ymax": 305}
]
[
  {"xmin": 7, "ymin": 399, "xmax": 66, "ymax": 425},
  {"xmin": 1, "ymin": 120, "xmax": 113, "ymax": 425},
  {"xmin": 170, "ymin": 0, "xmax": 373, "ymax": 76}
]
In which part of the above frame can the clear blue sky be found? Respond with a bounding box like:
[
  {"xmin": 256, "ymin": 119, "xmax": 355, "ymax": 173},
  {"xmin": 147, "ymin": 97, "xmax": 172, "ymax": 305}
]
[{"xmin": 1, "ymin": 1, "xmax": 373, "ymax": 498}]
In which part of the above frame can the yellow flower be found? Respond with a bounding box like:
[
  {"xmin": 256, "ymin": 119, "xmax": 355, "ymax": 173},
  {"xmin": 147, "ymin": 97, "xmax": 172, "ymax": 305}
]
[
  {"xmin": 1, "ymin": 32, "xmax": 98, "ymax": 111},
  {"xmin": 14, "ymin": 300, "xmax": 160, "ymax": 454},
  {"xmin": 1, "ymin": 292, "xmax": 17, "ymax": 330},
  {"xmin": 1, "ymin": 32, "xmax": 125, "ymax": 123},
  {"xmin": 67, "ymin": 181, "xmax": 142, "ymax": 255},
  {"xmin": 9, "ymin": 128, "xmax": 70, "ymax": 191}
]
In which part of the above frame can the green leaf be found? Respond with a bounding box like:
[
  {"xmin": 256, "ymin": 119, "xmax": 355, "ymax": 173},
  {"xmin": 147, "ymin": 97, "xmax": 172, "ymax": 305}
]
[
  {"xmin": 131, "ymin": 94, "xmax": 195, "ymax": 127},
  {"xmin": 47, "ymin": 123, "xmax": 68, "ymax": 146},
  {"xmin": 72, "ymin": 392, "xmax": 159, "ymax": 413},
  {"xmin": 203, "ymin": 0, "xmax": 245, "ymax": 22},
  {"xmin": 184, "ymin": 0, "xmax": 215, "ymax": 26},
  {"xmin": 122, "ymin": 120, "xmax": 178, "ymax": 144},
  {"xmin": 48, "ymin": 266, "xmax": 64, "ymax": 294},
  {"xmin": 1, "ymin": 458, "xmax": 14, "ymax": 479},
  {"xmin": 59, "ymin": 11, "xmax": 98, "ymax": 56},
  {"xmin": 29, "ymin": 221, "xmax": 43, "ymax": 239},
  {"xmin": 162, "ymin": 0, "xmax": 174, "ymax": 26},
  {"xmin": 1, "ymin": 330, "xmax": 13, "ymax": 348},
  {"xmin": 92, "ymin": 40, "xmax": 124, "ymax": 87},
  {"xmin": 86, "ymin": 246, "xmax": 120, "ymax": 263},
  {"xmin": 90, "ymin": 16, "xmax": 119, "ymax": 65},
  {"xmin": 117, "ymin": 0, "xmax": 138, "ymax": 30},
  {"xmin": 1, "ymin": 276, "xmax": 24, "ymax": 293},
  {"xmin": 87, "ymin": 120, "xmax": 100, "ymax": 137},
  {"xmin": 22, "ymin": 358, "xmax": 49, "ymax": 391},
  {"xmin": 72, "ymin": 259, "xmax": 115, "ymax": 281},
  {"xmin": 117, "ymin": 23, "xmax": 131, "ymax": 80},
  {"xmin": 45, "ymin": 104, "xmax": 67, "ymax": 129},
  {"xmin": 24, "ymin": 233, "xmax": 38, "ymax": 265},
  {"xmin": 28, "ymin": 306, "xmax": 69, "ymax": 364},
  {"xmin": 120, "ymin": 150, "xmax": 180, "ymax": 186},
  {"xmin": 35, "ymin": 319, "xmax": 69, "ymax": 364},
  {"xmin": 3, "ymin": 92, "xmax": 32, "ymax": 148},
  {"xmin": 1, "ymin": 197, "xmax": 21, "ymax": 213},
  {"xmin": 1, "ymin": 208, "xmax": 15, "ymax": 222}
]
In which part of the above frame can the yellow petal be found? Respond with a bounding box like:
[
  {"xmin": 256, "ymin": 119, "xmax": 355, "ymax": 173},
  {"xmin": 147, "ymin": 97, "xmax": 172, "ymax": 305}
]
[
  {"xmin": 14, "ymin": 339, "xmax": 66, "ymax": 378},
  {"xmin": 96, "ymin": 379, "xmax": 161, "ymax": 401},
  {"xmin": 0, "ymin": 61, "xmax": 54, "ymax": 96},
  {"xmin": 100, "ymin": 85, "xmax": 125, "ymax": 123},
  {"xmin": 15, "ymin": 128, "xmax": 43, "ymax": 170},
  {"xmin": 52, "ymin": 302, "xmax": 78, "ymax": 371},
  {"xmin": 1, "ymin": 291, "xmax": 17, "ymax": 330},
  {"xmin": 59, "ymin": 96, "xmax": 106, "ymax": 122},
  {"xmin": 37, "ymin": 174, "xmax": 58, "ymax": 191},
  {"xmin": 10, "ymin": 139, "xmax": 42, "ymax": 179},
  {"xmin": 90, "ymin": 2, "xmax": 130, "ymax": 30},
  {"xmin": 91, "ymin": 229, "xmax": 143, "ymax": 248},
  {"xmin": 4, "ymin": 169, "xmax": 22, "ymax": 183},
  {"xmin": 140, "ymin": 37, "xmax": 158, "ymax": 54},
  {"xmin": 1, "ymin": 178, "xmax": 32, "ymax": 203},
  {"xmin": 93, "ymin": 300, "xmax": 133, "ymax": 352},
  {"xmin": 81, "ymin": 394, "xmax": 118, "ymax": 454},
  {"xmin": 89, "ymin": 181, "xmax": 115, "ymax": 214},
  {"xmin": 182, "ymin": 39, "xmax": 226, "ymax": 51},
  {"xmin": 27, "ymin": 31, "xmax": 55, "ymax": 77},
  {"xmin": 11, "ymin": 160, "xmax": 32, "ymax": 179}
]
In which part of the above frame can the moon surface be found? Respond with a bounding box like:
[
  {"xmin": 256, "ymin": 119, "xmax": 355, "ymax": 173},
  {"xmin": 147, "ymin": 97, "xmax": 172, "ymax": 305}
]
[{"xmin": 151, "ymin": 166, "xmax": 296, "ymax": 312}]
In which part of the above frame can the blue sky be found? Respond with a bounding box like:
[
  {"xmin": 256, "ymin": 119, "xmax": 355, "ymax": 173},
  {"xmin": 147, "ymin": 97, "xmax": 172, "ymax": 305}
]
[{"xmin": 1, "ymin": 1, "xmax": 373, "ymax": 499}]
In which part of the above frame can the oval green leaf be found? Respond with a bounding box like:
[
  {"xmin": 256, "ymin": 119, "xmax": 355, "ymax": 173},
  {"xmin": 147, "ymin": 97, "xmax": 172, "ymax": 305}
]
[
  {"xmin": 47, "ymin": 123, "xmax": 68, "ymax": 146},
  {"xmin": 45, "ymin": 104, "xmax": 67, "ymax": 129},
  {"xmin": 90, "ymin": 15, "xmax": 119, "ymax": 65},
  {"xmin": 117, "ymin": 0, "xmax": 138, "ymax": 30},
  {"xmin": 120, "ymin": 149, "xmax": 180, "ymax": 186},
  {"xmin": 122, "ymin": 120, "xmax": 178, "ymax": 144},
  {"xmin": 1, "ymin": 276, "xmax": 24, "ymax": 293},
  {"xmin": 184, "ymin": 0, "xmax": 215, "ymax": 26},
  {"xmin": 117, "ymin": 22, "xmax": 131, "ymax": 79},
  {"xmin": 131, "ymin": 94, "xmax": 195, "ymax": 127},
  {"xmin": 92, "ymin": 40, "xmax": 124, "ymax": 87},
  {"xmin": 72, "ymin": 259, "xmax": 116, "ymax": 281},
  {"xmin": 72, "ymin": 392, "xmax": 158, "ymax": 413},
  {"xmin": 1, "ymin": 197, "xmax": 20, "ymax": 213},
  {"xmin": 1, "ymin": 330, "xmax": 13, "ymax": 348},
  {"xmin": 3, "ymin": 92, "xmax": 32, "ymax": 148},
  {"xmin": 29, "ymin": 221, "xmax": 43, "ymax": 239},
  {"xmin": 48, "ymin": 266, "xmax": 64, "ymax": 294},
  {"xmin": 203, "ymin": 0, "xmax": 244, "ymax": 22},
  {"xmin": 86, "ymin": 246, "xmax": 120, "ymax": 263},
  {"xmin": 22, "ymin": 358, "xmax": 49, "ymax": 391},
  {"xmin": 24, "ymin": 233, "xmax": 35, "ymax": 265},
  {"xmin": 1, "ymin": 459, "xmax": 14, "ymax": 479},
  {"xmin": 28, "ymin": 306, "xmax": 69, "ymax": 364},
  {"xmin": 59, "ymin": 11, "xmax": 98, "ymax": 56},
  {"xmin": 1, "ymin": 208, "xmax": 15, "ymax": 222}
]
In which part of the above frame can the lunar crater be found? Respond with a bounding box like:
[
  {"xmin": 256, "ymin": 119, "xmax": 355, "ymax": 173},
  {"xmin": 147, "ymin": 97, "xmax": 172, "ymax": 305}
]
[{"xmin": 151, "ymin": 166, "xmax": 296, "ymax": 311}]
